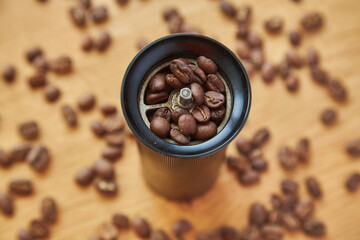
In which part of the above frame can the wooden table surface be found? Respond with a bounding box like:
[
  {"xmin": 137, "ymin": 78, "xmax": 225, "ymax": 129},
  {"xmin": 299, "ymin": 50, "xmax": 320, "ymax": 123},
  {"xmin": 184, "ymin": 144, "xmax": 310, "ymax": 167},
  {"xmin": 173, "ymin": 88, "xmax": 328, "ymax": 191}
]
[{"xmin": 1, "ymin": 0, "xmax": 359, "ymax": 239}]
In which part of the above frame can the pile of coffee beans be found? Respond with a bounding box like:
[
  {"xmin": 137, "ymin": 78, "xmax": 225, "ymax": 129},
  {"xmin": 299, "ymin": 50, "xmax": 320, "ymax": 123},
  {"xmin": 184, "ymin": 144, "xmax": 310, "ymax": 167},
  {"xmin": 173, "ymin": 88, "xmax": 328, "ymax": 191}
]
[
  {"xmin": 145, "ymin": 56, "xmax": 227, "ymax": 145},
  {"xmin": 227, "ymin": 127, "xmax": 270, "ymax": 185},
  {"xmin": 278, "ymin": 137, "xmax": 310, "ymax": 171}
]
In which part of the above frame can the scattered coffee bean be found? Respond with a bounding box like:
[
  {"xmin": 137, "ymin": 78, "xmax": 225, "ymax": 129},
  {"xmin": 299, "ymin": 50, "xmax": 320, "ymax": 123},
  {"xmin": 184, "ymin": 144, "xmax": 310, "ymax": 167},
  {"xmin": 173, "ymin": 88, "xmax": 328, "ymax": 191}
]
[
  {"xmin": 286, "ymin": 49, "xmax": 302, "ymax": 68},
  {"xmin": 152, "ymin": 230, "xmax": 170, "ymax": 240},
  {"xmin": 192, "ymin": 105, "xmax": 211, "ymax": 123},
  {"xmin": 95, "ymin": 31, "xmax": 111, "ymax": 51},
  {"xmin": 167, "ymin": 14, "xmax": 184, "ymax": 34},
  {"xmin": 346, "ymin": 139, "xmax": 360, "ymax": 157},
  {"xmin": 249, "ymin": 202, "xmax": 268, "ymax": 226},
  {"xmin": 196, "ymin": 231, "xmax": 221, "ymax": 240},
  {"xmin": 62, "ymin": 105, "xmax": 78, "ymax": 127},
  {"xmin": 305, "ymin": 177, "xmax": 322, "ymax": 199},
  {"xmin": 104, "ymin": 113, "xmax": 124, "ymax": 134},
  {"xmin": 218, "ymin": 226, "xmax": 237, "ymax": 240},
  {"xmin": 2, "ymin": 65, "xmax": 16, "ymax": 83},
  {"xmin": 190, "ymin": 83, "xmax": 205, "ymax": 105},
  {"xmin": 97, "ymin": 222, "xmax": 118, "ymax": 240},
  {"xmin": 105, "ymin": 134, "xmax": 125, "ymax": 147},
  {"xmin": 264, "ymin": 17, "xmax": 284, "ymax": 34},
  {"xmin": 239, "ymin": 170, "xmax": 260, "ymax": 185},
  {"xmin": 236, "ymin": 24, "xmax": 249, "ymax": 39},
  {"xmin": 70, "ymin": 7, "xmax": 86, "ymax": 27},
  {"xmin": 236, "ymin": 5, "xmax": 252, "ymax": 25},
  {"xmin": 345, "ymin": 173, "xmax": 360, "ymax": 192},
  {"xmin": 90, "ymin": 6, "xmax": 108, "ymax": 23},
  {"xmin": 248, "ymin": 148, "xmax": 263, "ymax": 162},
  {"xmin": 29, "ymin": 220, "xmax": 49, "ymax": 239},
  {"xmin": 295, "ymin": 200, "xmax": 314, "ymax": 221},
  {"xmin": 75, "ymin": 167, "xmax": 95, "ymax": 186},
  {"xmin": 79, "ymin": 0, "xmax": 91, "ymax": 9},
  {"xmin": 162, "ymin": 7, "xmax": 179, "ymax": 21},
  {"xmin": 296, "ymin": 138, "xmax": 310, "ymax": 162},
  {"xmin": 172, "ymin": 219, "xmax": 192, "ymax": 237},
  {"xmin": 227, "ymin": 156, "xmax": 248, "ymax": 174},
  {"xmin": 78, "ymin": 93, "xmax": 96, "ymax": 111},
  {"xmin": 26, "ymin": 47, "xmax": 43, "ymax": 63},
  {"xmin": 279, "ymin": 59, "xmax": 290, "ymax": 79},
  {"xmin": 28, "ymin": 72, "xmax": 47, "ymax": 89},
  {"xmin": 285, "ymin": 74, "xmax": 299, "ymax": 92},
  {"xmin": 270, "ymin": 194, "xmax": 283, "ymax": 210},
  {"xmin": 102, "ymin": 147, "xmax": 122, "ymax": 161},
  {"xmin": 0, "ymin": 149, "xmax": 11, "ymax": 168},
  {"xmin": 261, "ymin": 62, "xmax": 278, "ymax": 83},
  {"xmin": 301, "ymin": 12, "xmax": 324, "ymax": 31},
  {"xmin": 204, "ymin": 91, "xmax": 225, "ymax": 108},
  {"xmin": 41, "ymin": 197, "xmax": 57, "ymax": 224},
  {"xmin": 251, "ymin": 158, "xmax": 268, "ymax": 172},
  {"xmin": 116, "ymin": 0, "xmax": 129, "ymax": 6},
  {"xmin": 210, "ymin": 106, "xmax": 226, "ymax": 123},
  {"xmin": 17, "ymin": 229, "xmax": 33, "ymax": 240},
  {"xmin": 278, "ymin": 146, "xmax": 298, "ymax": 170},
  {"xmin": 205, "ymin": 74, "xmax": 225, "ymax": 93},
  {"xmin": 9, "ymin": 143, "xmax": 31, "ymax": 162},
  {"xmin": 193, "ymin": 121, "xmax": 217, "ymax": 141},
  {"xmin": 136, "ymin": 37, "xmax": 149, "ymax": 50},
  {"xmin": 91, "ymin": 121, "xmax": 106, "ymax": 137},
  {"xmin": 321, "ymin": 108, "xmax": 337, "ymax": 126},
  {"xmin": 95, "ymin": 179, "xmax": 118, "ymax": 196},
  {"xmin": 9, "ymin": 179, "xmax": 33, "ymax": 196},
  {"xmin": 170, "ymin": 124, "xmax": 190, "ymax": 145},
  {"xmin": 26, "ymin": 145, "xmax": 50, "ymax": 172},
  {"xmin": 281, "ymin": 179, "xmax": 298, "ymax": 196},
  {"xmin": 44, "ymin": 84, "xmax": 61, "ymax": 102},
  {"xmin": 100, "ymin": 103, "xmax": 117, "ymax": 116},
  {"xmin": 247, "ymin": 32, "xmax": 263, "ymax": 48},
  {"xmin": 282, "ymin": 194, "xmax": 299, "ymax": 212},
  {"xmin": 289, "ymin": 30, "xmax": 302, "ymax": 46},
  {"xmin": 281, "ymin": 212, "xmax": 300, "ymax": 231},
  {"xmin": 112, "ymin": 213, "xmax": 129, "ymax": 229},
  {"xmin": 261, "ymin": 224, "xmax": 283, "ymax": 240},
  {"xmin": 0, "ymin": 193, "xmax": 14, "ymax": 216},
  {"xmin": 49, "ymin": 56, "xmax": 72, "ymax": 74},
  {"xmin": 307, "ymin": 48, "xmax": 319, "ymax": 66},
  {"xmin": 19, "ymin": 121, "xmax": 39, "ymax": 140},
  {"xmin": 150, "ymin": 117, "xmax": 171, "ymax": 138},
  {"xmin": 197, "ymin": 56, "xmax": 218, "ymax": 74},
  {"xmin": 268, "ymin": 210, "xmax": 282, "ymax": 225},
  {"xmin": 33, "ymin": 56, "xmax": 48, "ymax": 73},
  {"xmin": 82, "ymin": 34, "xmax": 93, "ymax": 51},
  {"xmin": 327, "ymin": 79, "xmax": 347, "ymax": 102},
  {"xmin": 302, "ymin": 219, "xmax": 326, "ymax": 237},
  {"xmin": 250, "ymin": 48, "xmax": 264, "ymax": 69},
  {"xmin": 236, "ymin": 40, "xmax": 251, "ymax": 59},
  {"xmin": 133, "ymin": 218, "xmax": 151, "ymax": 238},
  {"xmin": 252, "ymin": 128, "xmax": 270, "ymax": 147},
  {"xmin": 94, "ymin": 158, "xmax": 114, "ymax": 179},
  {"xmin": 236, "ymin": 137, "xmax": 253, "ymax": 155},
  {"xmin": 219, "ymin": 1, "xmax": 237, "ymax": 19}
]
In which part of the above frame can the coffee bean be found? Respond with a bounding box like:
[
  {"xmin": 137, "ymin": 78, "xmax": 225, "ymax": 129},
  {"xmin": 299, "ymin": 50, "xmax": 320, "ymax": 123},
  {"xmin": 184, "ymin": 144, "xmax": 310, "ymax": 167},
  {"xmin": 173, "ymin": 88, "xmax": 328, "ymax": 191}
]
[
  {"xmin": 193, "ymin": 121, "xmax": 217, "ymax": 141},
  {"xmin": 19, "ymin": 121, "xmax": 39, "ymax": 140},
  {"xmin": 248, "ymin": 148, "xmax": 262, "ymax": 162},
  {"xmin": 26, "ymin": 47, "xmax": 43, "ymax": 63},
  {"xmin": 100, "ymin": 103, "xmax": 117, "ymax": 116},
  {"xmin": 210, "ymin": 106, "xmax": 226, "ymax": 123},
  {"xmin": 95, "ymin": 31, "xmax": 111, "ymax": 51},
  {"xmin": 26, "ymin": 145, "xmax": 50, "ymax": 172},
  {"xmin": 279, "ymin": 59, "xmax": 290, "ymax": 79},
  {"xmin": 62, "ymin": 105, "xmax": 78, "ymax": 127},
  {"xmin": 104, "ymin": 113, "xmax": 124, "ymax": 134},
  {"xmin": 197, "ymin": 56, "xmax": 218, "ymax": 74},
  {"xmin": 17, "ymin": 229, "xmax": 32, "ymax": 240},
  {"xmin": 192, "ymin": 105, "xmax": 211, "ymax": 123},
  {"xmin": 152, "ymin": 230, "xmax": 170, "ymax": 240},
  {"xmin": 150, "ymin": 117, "xmax": 171, "ymax": 138},
  {"xmin": 321, "ymin": 108, "xmax": 337, "ymax": 126},
  {"xmin": 296, "ymin": 138, "xmax": 310, "ymax": 162},
  {"xmin": 33, "ymin": 56, "xmax": 48, "ymax": 73},
  {"xmin": 172, "ymin": 219, "xmax": 192, "ymax": 236},
  {"xmin": 82, "ymin": 34, "xmax": 93, "ymax": 51},
  {"xmin": 270, "ymin": 194, "xmax": 283, "ymax": 210},
  {"xmin": 236, "ymin": 5, "xmax": 252, "ymax": 25},
  {"xmin": 105, "ymin": 134, "xmax": 125, "ymax": 147},
  {"xmin": 261, "ymin": 62, "xmax": 278, "ymax": 83},
  {"xmin": 281, "ymin": 179, "xmax": 298, "ymax": 196},
  {"xmin": 345, "ymin": 173, "xmax": 360, "ymax": 192},
  {"xmin": 153, "ymin": 107, "xmax": 171, "ymax": 122},
  {"xmin": 204, "ymin": 91, "xmax": 225, "ymax": 108},
  {"xmin": 289, "ymin": 30, "xmax": 302, "ymax": 46},
  {"xmin": 0, "ymin": 149, "xmax": 11, "ymax": 168},
  {"xmin": 282, "ymin": 194, "xmax": 298, "ymax": 212},
  {"xmin": 91, "ymin": 121, "xmax": 106, "ymax": 137},
  {"xmin": 9, "ymin": 179, "xmax": 33, "ymax": 196},
  {"xmin": 112, "ymin": 213, "xmax": 129, "ymax": 229},
  {"xmin": 178, "ymin": 114, "xmax": 197, "ymax": 136},
  {"xmin": 170, "ymin": 59, "xmax": 194, "ymax": 84},
  {"xmin": 305, "ymin": 177, "xmax": 322, "ymax": 199},
  {"xmin": 162, "ymin": 7, "xmax": 179, "ymax": 21},
  {"xmin": 295, "ymin": 200, "xmax": 314, "ymax": 221},
  {"xmin": 302, "ymin": 219, "xmax": 326, "ymax": 237},
  {"xmin": 149, "ymin": 73, "xmax": 166, "ymax": 93},
  {"xmin": 28, "ymin": 72, "xmax": 47, "ymax": 89},
  {"xmin": 307, "ymin": 49, "xmax": 319, "ymax": 66},
  {"xmin": 91, "ymin": 6, "xmax": 108, "ymax": 23},
  {"xmin": 205, "ymin": 74, "xmax": 225, "ymax": 93},
  {"xmin": 301, "ymin": 12, "xmax": 324, "ymax": 31},
  {"xmin": 170, "ymin": 107, "xmax": 189, "ymax": 122},
  {"xmin": 190, "ymin": 82, "xmax": 205, "ymax": 105},
  {"xmin": 346, "ymin": 139, "xmax": 360, "ymax": 157},
  {"xmin": 278, "ymin": 146, "xmax": 298, "ymax": 170},
  {"xmin": 70, "ymin": 7, "xmax": 86, "ymax": 27},
  {"xmin": 227, "ymin": 156, "xmax": 248, "ymax": 174},
  {"xmin": 286, "ymin": 49, "xmax": 302, "ymax": 68},
  {"xmin": 95, "ymin": 179, "xmax": 118, "ymax": 196},
  {"xmin": 2, "ymin": 65, "xmax": 16, "ymax": 83},
  {"xmin": 41, "ymin": 197, "xmax": 57, "ymax": 224},
  {"xmin": 44, "ymin": 84, "xmax": 61, "ymax": 102},
  {"xmin": 250, "ymin": 48, "xmax": 264, "ymax": 69},
  {"xmin": 218, "ymin": 226, "xmax": 237, "ymax": 240},
  {"xmin": 285, "ymin": 74, "xmax": 299, "ymax": 92},
  {"xmin": 146, "ymin": 91, "xmax": 169, "ymax": 105},
  {"xmin": 261, "ymin": 224, "xmax": 283, "ymax": 240},
  {"xmin": 49, "ymin": 56, "xmax": 72, "ymax": 74},
  {"xmin": 79, "ymin": 0, "xmax": 92, "ymax": 9},
  {"xmin": 249, "ymin": 203, "xmax": 268, "ymax": 226},
  {"xmin": 78, "ymin": 93, "xmax": 96, "ymax": 111},
  {"xmin": 165, "ymin": 74, "xmax": 185, "ymax": 89},
  {"xmin": 247, "ymin": 32, "xmax": 263, "ymax": 48},
  {"xmin": 136, "ymin": 37, "xmax": 149, "ymax": 50},
  {"xmin": 264, "ymin": 17, "xmax": 284, "ymax": 34},
  {"xmin": 310, "ymin": 66, "xmax": 328, "ymax": 85},
  {"xmin": 9, "ymin": 143, "xmax": 31, "ymax": 162},
  {"xmin": 97, "ymin": 222, "xmax": 118, "ymax": 240},
  {"xmin": 236, "ymin": 40, "xmax": 251, "ymax": 59},
  {"xmin": 170, "ymin": 124, "xmax": 190, "ymax": 144},
  {"xmin": 236, "ymin": 137, "xmax": 253, "ymax": 155},
  {"xmin": 0, "ymin": 193, "xmax": 14, "ymax": 216},
  {"xmin": 281, "ymin": 212, "xmax": 300, "ymax": 231},
  {"xmin": 75, "ymin": 167, "xmax": 95, "ymax": 186},
  {"xmin": 236, "ymin": 24, "xmax": 249, "ymax": 39},
  {"xmin": 29, "ymin": 220, "xmax": 49, "ymax": 239},
  {"xmin": 327, "ymin": 79, "xmax": 347, "ymax": 102},
  {"xmin": 167, "ymin": 15, "xmax": 184, "ymax": 34},
  {"xmin": 251, "ymin": 157, "xmax": 268, "ymax": 172},
  {"xmin": 252, "ymin": 128, "xmax": 270, "ymax": 147},
  {"xmin": 189, "ymin": 64, "xmax": 206, "ymax": 84},
  {"xmin": 102, "ymin": 147, "xmax": 122, "ymax": 161},
  {"xmin": 239, "ymin": 226, "xmax": 260, "ymax": 240},
  {"xmin": 94, "ymin": 158, "xmax": 114, "ymax": 179},
  {"xmin": 219, "ymin": 0, "xmax": 237, "ymax": 18},
  {"xmin": 238, "ymin": 170, "xmax": 260, "ymax": 185},
  {"xmin": 268, "ymin": 210, "xmax": 282, "ymax": 225},
  {"xmin": 133, "ymin": 218, "xmax": 151, "ymax": 238}
]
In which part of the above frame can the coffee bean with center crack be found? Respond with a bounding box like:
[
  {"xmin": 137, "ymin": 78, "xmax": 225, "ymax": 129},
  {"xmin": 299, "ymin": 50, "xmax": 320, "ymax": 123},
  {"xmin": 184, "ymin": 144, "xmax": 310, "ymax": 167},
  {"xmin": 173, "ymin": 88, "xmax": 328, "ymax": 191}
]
[
  {"xmin": 278, "ymin": 146, "xmax": 298, "ymax": 170},
  {"xmin": 133, "ymin": 218, "xmax": 151, "ymax": 238},
  {"xmin": 190, "ymin": 82, "xmax": 205, "ymax": 105},
  {"xmin": 165, "ymin": 74, "xmax": 185, "ymax": 89},
  {"xmin": 170, "ymin": 59, "xmax": 194, "ymax": 84},
  {"xmin": 41, "ymin": 197, "xmax": 58, "ymax": 224},
  {"xmin": 204, "ymin": 91, "xmax": 225, "ymax": 108},
  {"xmin": 192, "ymin": 105, "xmax": 211, "ymax": 123},
  {"xmin": 19, "ymin": 121, "xmax": 39, "ymax": 140},
  {"xmin": 197, "ymin": 56, "xmax": 218, "ymax": 74},
  {"xmin": 26, "ymin": 145, "xmax": 50, "ymax": 172},
  {"xmin": 9, "ymin": 179, "xmax": 33, "ymax": 196},
  {"xmin": 170, "ymin": 124, "xmax": 191, "ymax": 145},
  {"xmin": 205, "ymin": 74, "xmax": 225, "ymax": 93}
]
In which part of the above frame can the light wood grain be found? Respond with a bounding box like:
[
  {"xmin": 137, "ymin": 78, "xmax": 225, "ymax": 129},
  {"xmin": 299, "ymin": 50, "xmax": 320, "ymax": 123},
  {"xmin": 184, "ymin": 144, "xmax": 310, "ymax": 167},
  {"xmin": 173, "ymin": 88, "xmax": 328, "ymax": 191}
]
[{"xmin": 0, "ymin": 0, "xmax": 360, "ymax": 239}]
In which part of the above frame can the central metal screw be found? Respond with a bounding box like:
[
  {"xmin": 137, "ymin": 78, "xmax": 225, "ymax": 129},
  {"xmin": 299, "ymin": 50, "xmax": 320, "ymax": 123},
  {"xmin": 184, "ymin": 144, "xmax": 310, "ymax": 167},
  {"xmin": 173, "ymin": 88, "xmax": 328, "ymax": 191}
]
[{"xmin": 178, "ymin": 88, "xmax": 193, "ymax": 108}]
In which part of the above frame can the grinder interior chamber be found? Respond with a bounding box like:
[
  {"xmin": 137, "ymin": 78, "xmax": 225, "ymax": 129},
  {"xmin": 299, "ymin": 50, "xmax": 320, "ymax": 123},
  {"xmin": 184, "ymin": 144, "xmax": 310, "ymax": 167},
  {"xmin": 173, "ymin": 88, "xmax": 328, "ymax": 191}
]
[{"xmin": 138, "ymin": 58, "xmax": 233, "ymax": 145}]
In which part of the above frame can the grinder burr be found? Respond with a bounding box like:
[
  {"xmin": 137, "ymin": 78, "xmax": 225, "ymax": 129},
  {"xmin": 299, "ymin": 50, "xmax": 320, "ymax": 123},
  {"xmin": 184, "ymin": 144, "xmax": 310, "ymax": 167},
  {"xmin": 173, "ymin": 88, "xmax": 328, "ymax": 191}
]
[{"xmin": 121, "ymin": 33, "xmax": 251, "ymax": 200}]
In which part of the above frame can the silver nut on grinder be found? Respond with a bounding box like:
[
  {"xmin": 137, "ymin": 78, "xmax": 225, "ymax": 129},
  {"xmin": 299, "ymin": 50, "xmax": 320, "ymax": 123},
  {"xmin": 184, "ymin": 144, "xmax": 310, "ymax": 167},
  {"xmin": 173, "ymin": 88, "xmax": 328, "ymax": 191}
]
[{"xmin": 121, "ymin": 34, "xmax": 251, "ymax": 200}]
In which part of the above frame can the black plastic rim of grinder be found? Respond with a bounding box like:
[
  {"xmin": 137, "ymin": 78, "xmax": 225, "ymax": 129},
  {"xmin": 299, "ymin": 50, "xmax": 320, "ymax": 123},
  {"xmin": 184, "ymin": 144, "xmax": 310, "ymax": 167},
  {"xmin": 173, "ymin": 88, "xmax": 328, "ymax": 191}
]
[{"xmin": 121, "ymin": 33, "xmax": 251, "ymax": 158}]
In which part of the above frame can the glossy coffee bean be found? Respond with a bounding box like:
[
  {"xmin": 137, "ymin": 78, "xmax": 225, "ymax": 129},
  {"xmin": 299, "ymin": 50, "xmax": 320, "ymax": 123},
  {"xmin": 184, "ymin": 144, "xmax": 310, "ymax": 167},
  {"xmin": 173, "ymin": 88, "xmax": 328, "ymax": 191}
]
[
  {"xmin": 170, "ymin": 59, "xmax": 194, "ymax": 84},
  {"xmin": 278, "ymin": 146, "xmax": 298, "ymax": 170},
  {"xmin": 204, "ymin": 91, "xmax": 225, "ymax": 109},
  {"xmin": 165, "ymin": 74, "xmax": 185, "ymax": 89},
  {"xmin": 193, "ymin": 121, "xmax": 217, "ymax": 141},
  {"xmin": 170, "ymin": 124, "xmax": 191, "ymax": 145},
  {"xmin": 150, "ymin": 117, "xmax": 171, "ymax": 138},
  {"xmin": 78, "ymin": 93, "xmax": 96, "ymax": 111},
  {"xmin": 94, "ymin": 158, "xmax": 114, "ymax": 179},
  {"xmin": 205, "ymin": 74, "xmax": 225, "ymax": 93},
  {"xmin": 146, "ymin": 91, "xmax": 169, "ymax": 105},
  {"xmin": 48, "ymin": 56, "xmax": 72, "ymax": 74},
  {"xmin": 189, "ymin": 64, "xmax": 206, "ymax": 84},
  {"xmin": 61, "ymin": 105, "xmax": 77, "ymax": 127},
  {"xmin": 197, "ymin": 56, "xmax": 218, "ymax": 74},
  {"xmin": 190, "ymin": 82, "xmax": 204, "ymax": 105},
  {"xmin": 75, "ymin": 167, "xmax": 95, "ymax": 186},
  {"xmin": 153, "ymin": 107, "xmax": 171, "ymax": 122},
  {"xmin": 210, "ymin": 106, "xmax": 226, "ymax": 123},
  {"xmin": 192, "ymin": 105, "xmax": 211, "ymax": 123},
  {"xmin": 178, "ymin": 114, "xmax": 197, "ymax": 136},
  {"xmin": 170, "ymin": 107, "xmax": 189, "ymax": 123},
  {"xmin": 101, "ymin": 147, "xmax": 122, "ymax": 161},
  {"xmin": 149, "ymin": 73, "xmax": 167, "ymax": 93},
  {"xmin": 264, "ymin": 16, "xmax": 284, "ymax": 34},
  {"xmin": 286, "ymin": 49, "xmax": 302, "ymax": 68}
]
